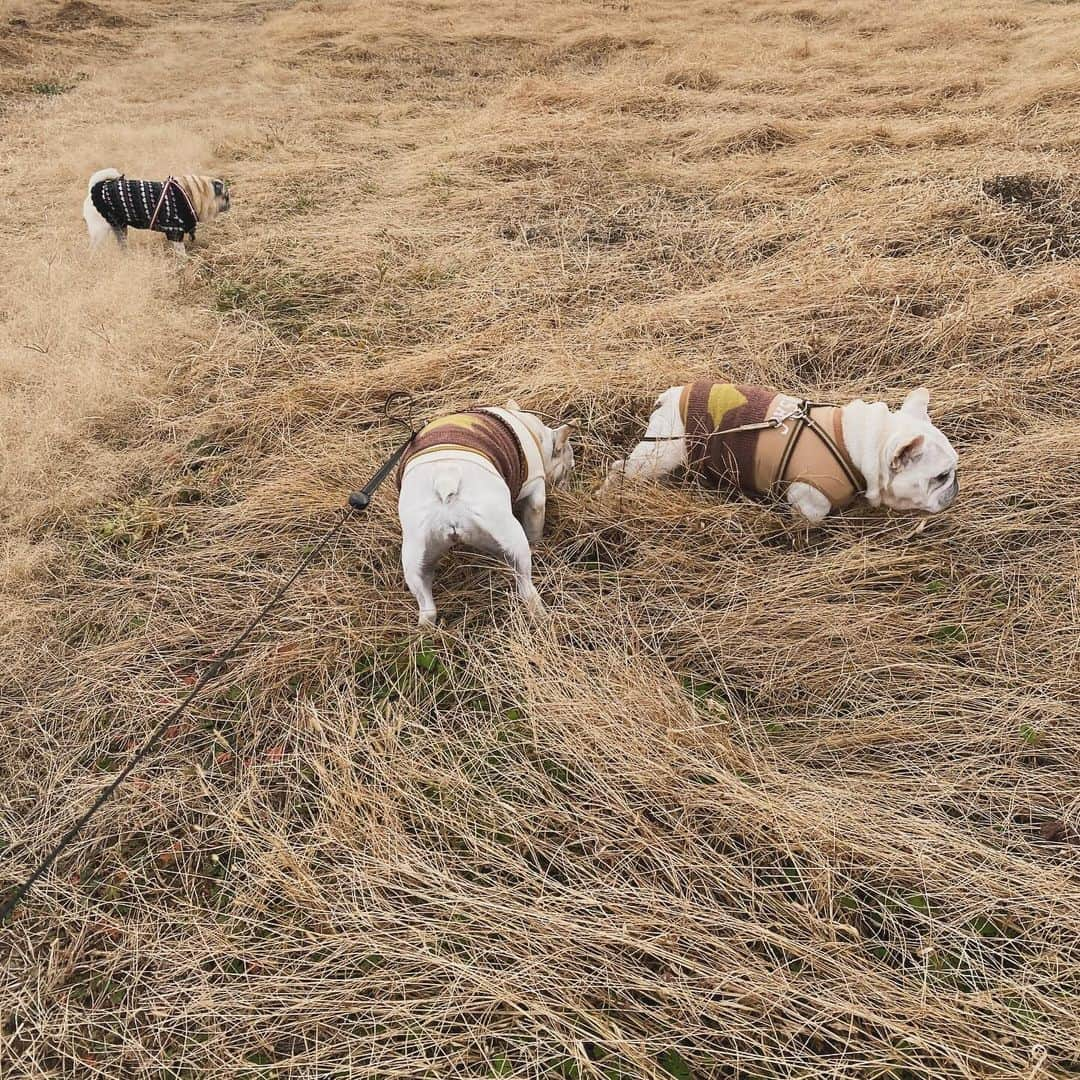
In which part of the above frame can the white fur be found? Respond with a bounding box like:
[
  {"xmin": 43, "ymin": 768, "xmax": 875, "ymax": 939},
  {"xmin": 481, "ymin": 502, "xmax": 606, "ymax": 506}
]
[
  {"xmin": 398, "ymin": 402, "xmax": 576, "ymax": 626},
  {"xmin": 83, "ymin": 167, "xmax": 123, "ymax": 248},
  {"xmin": 604, "ymin": 385, "xmax": 959, "ymax": 524}
]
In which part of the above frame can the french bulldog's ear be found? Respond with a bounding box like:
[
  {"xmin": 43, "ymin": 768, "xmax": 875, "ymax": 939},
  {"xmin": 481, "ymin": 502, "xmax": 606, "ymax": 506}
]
[
  {"xmin": 901, "ymin": 386, "xmax": 930, "ymax": 420},
  {"xmin": 890, "ymin": 434, "xmax": 925, "ymax": 473},
  {"xmin": 504, "ymin": 398, "xmax": 522, "ymax": 412},
  {"xmin": 553, "ymin": 422, "xmax": 577, "ymax": 451}
]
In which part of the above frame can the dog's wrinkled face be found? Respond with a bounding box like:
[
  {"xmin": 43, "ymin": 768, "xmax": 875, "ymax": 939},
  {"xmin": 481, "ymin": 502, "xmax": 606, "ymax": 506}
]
[
  {"xmin": 177, "ymin": 175, "xmax": 231, "ymax": 222},
  {"xmin": 880, "ymin": 388, "xmax": 959, "ymax": 513},
  {"xmin": 212, "ymin": 179, "xmax": 231, "ymax": 215}
]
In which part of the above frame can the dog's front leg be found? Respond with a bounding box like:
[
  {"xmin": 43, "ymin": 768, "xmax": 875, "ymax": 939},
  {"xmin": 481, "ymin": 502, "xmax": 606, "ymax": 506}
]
[
  {"xmin": 518, "ymin": 484, "xmax": 547, "ymax": 549},
  {"xmin": 786, "ymin": 482, "xmax": 831, "ymax": 524},
  {"xmin": 167, "ymin": 238, "xmax": 188, "ymax": 261}
]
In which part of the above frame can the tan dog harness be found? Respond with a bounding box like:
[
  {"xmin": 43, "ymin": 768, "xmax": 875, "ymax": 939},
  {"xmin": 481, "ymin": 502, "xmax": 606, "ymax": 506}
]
[
  {"xmin": 678, "ymin": 382, "xmax": 864, "ymax": 510},
  {"xmin": 396, "ymin": 407, "xmax": 544, "ymax": 500}
]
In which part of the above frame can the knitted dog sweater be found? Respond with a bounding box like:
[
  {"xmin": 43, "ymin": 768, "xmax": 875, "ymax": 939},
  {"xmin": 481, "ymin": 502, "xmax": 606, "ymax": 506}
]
[
  {"xmin": 397, "ymin": 410, "xmax": 527, "ymax": 500},
  {"xmin": 90, "ymin": 176, "xmax": 198, "ymax": 242},
  {"xmin": 680, "ymin": 381, "xmax": 861, "ymax": 510}
]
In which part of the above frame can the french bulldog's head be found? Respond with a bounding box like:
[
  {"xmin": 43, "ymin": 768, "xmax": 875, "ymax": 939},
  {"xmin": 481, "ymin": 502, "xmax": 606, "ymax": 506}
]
[
  {"xmin": 878, "ymin": 388, "xmax": 959, "ymax": 514},
  {"xmin": 505, "ymin": 399, "xmax": 577, "ymax": 489}
]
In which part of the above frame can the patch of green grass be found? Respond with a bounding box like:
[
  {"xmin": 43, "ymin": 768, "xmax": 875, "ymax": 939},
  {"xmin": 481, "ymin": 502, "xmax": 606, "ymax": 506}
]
[
  {"xmin": 659, "ymin": 1049, "xmax": 693, "ymax": 1079},
  {"xmin": 92, "ymin": 499, "xmax": 169, "ymax": 547},
  {"xmin": 1019, "ymin": 722, "xmax": 1043, "ymax": 746},
  {"xmin": 216, "ymin": 281, "xmax": 249, "ymax": 312},
  {"xmin": 489, "ymin": 1052, "xmax": 513, "ymax": 1076},
  {"xmin": 32, "ymin": 81, "xmax": 70, "ymax": 95}
]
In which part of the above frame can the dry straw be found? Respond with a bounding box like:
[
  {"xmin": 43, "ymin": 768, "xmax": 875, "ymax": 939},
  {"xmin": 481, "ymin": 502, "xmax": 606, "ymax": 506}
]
[{"xmin": 1, "ymin": 0, "xmax": 1079, "ymax": 1077}]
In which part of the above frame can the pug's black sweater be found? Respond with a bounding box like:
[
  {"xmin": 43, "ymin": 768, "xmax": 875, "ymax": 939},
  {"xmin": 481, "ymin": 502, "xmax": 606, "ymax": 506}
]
[{"xmin": 90, "ymin": 177, "xmax": 198, "ymax": 242}]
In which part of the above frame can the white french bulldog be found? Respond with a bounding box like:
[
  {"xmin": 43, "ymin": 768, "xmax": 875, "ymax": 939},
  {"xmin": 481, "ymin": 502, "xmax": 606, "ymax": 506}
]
[
  {"xmin": 397, "ymin": 400, "xmax": 576, "ymax": 625},
  {"xmin": 605, "ymin": 385, "xmax": 959, "ymax": 523}
]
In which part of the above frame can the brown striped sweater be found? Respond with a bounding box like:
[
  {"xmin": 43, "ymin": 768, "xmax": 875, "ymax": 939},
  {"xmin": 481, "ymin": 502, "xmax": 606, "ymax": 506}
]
[
  {"xmin": 396, "ymin": 410, "xmax": 527, "ymax": 499},
  {"xmin": 680, "ymin": 382, "xmax": 862, "ymax": 510}
]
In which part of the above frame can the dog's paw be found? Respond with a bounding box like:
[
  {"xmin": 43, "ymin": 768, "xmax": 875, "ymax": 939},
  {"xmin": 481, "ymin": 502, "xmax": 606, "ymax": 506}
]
[
  {"xmin": 523, "ymin": 589, "xmax": 546, "ymax": 619},
  {"xmin": 597, "ymin": 462, "xmax": 625, "ymax": 496}
]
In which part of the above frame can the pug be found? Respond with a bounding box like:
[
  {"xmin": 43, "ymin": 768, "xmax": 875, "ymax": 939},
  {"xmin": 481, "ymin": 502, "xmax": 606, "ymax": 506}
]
[
  {"xmin": 83, "ymin": 167, "xmax": 230, "ymax": 257},
  {"xmin": 603, "ymin": 383, "xmax": 958, "ymax": 523},
  {"xmin": 397, "ymin": 401, "xmax": 577, "ymax": 625}
]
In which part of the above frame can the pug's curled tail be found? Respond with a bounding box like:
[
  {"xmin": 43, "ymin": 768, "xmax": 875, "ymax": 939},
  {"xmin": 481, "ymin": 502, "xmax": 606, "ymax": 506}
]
[
  {"xmin": 87, "ymin": 167, "xmax": 122, "ymax": 192},
  {"xmin": 434, "ymin": 465, "xmax": 461, "ymax": 503}
]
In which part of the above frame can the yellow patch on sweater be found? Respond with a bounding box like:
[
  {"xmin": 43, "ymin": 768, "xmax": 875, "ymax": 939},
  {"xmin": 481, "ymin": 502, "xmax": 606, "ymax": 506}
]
[
  {"xmin": 418, "ymin": 413, "xmax": 487, "ymax": 437},
  {"xmin": 706, "ymin": 383, "xmax": 747, "ymax": 428}
]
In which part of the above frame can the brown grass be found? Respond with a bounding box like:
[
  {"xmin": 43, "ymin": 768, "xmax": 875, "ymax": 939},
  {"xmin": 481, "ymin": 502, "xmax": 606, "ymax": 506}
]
[{"xmin": 2, "ymin": 0, "xmax": 1080, "ymax": 1077}]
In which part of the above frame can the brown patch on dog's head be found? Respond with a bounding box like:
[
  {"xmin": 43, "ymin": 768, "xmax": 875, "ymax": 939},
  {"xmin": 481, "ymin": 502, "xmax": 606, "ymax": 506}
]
[{"xmin": 175, "ymin": 175, "xmax": 231, "ymax": 222}]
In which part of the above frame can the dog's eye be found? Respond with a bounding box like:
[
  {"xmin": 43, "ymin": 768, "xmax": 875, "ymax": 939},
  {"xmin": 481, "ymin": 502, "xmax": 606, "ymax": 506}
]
[{"xmin": 934, "ymin": 470, "xmax": 953, "ymax": 485}]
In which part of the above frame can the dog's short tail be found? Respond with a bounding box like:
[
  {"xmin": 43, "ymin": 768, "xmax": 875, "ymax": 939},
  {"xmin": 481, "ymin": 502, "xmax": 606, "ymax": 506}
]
[
  {"xmin": 433, "ymin": 465, "xmax": 462, "ymax": 503},
  {"xmin": 87, "ymin": 167, "xmax": 122, "ymax": 193}
]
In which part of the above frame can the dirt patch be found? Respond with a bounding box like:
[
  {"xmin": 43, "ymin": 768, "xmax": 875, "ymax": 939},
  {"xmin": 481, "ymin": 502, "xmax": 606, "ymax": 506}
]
[
  {"xmin": 974, "ymin": 174, "xmax": 1080, "ymax": 267},
  {"xmin": 48, "ymin": 0, "xmax": 129, "ymax": 30},
  {"xmin": 724, "ymin": 122, "xmax": 801, "ymax": 153}
]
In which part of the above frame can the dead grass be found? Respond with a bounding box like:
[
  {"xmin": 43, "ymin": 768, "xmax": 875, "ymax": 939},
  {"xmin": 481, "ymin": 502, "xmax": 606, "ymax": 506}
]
[{"xmin": 2, "ymin": 0, "xmax": 1080, "ymax": 1077}]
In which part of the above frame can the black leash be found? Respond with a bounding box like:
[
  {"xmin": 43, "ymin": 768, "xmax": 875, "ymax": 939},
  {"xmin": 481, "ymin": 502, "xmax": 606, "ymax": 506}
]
[{"xmin": 0, "ymin": 397, "xmax": 419, "ymax": 924}]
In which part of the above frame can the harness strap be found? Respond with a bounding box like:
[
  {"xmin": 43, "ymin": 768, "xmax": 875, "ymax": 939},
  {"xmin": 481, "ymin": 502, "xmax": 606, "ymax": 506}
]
[
  {"xmin": 770, "ymin": 401, "xmax": 864, "ymax": 495},
  {"xmin": 800, "ymin": 410, "xmax": 864, "ymax": 494},
  {"xmin": 148, "ymin": 177, "xmax": 199, "ymax": 233},
  {"xmin": 773, "ymin": 400, "xmax": 809, "ymax": 489},
  {"xmin": 147, "ymin": 178, "xmax": 171, "ymax": 232},
  {"xmin": 172, "ymin": 179, "xmax": 198, "ymax": 228}
]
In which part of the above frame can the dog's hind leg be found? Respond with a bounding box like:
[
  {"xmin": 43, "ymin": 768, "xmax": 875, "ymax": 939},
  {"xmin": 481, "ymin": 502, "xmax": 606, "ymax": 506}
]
[
  {"xmin": 84, "ymin": 203, "xmax": 114, "ymax": 249},
  {"xmin": 112, "ymin": 226, "xmax": 128, "ymax": 249},
  {"xmin": 401, "ymin": 532, "xmax": 450, "ymax": 627},
  {"xmin": 608, "ymin": 435, "xmax": 686, "ymax": 487},
  {"xmin": 601, "ymin": 387, "xmax": 686, "ymax": 492},
  {"xmin": 477, "ymin": 511, "xmax": 544, "ymax": 617}
]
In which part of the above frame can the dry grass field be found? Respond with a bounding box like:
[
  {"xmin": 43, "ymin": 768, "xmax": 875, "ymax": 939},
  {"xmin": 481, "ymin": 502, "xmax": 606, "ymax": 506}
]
[{"xmin": 2, "ymin": 0, "xmax": 1080, "ymax": 1076}]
